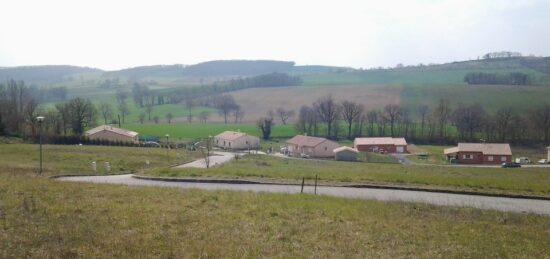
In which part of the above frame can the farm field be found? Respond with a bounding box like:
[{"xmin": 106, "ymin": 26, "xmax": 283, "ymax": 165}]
[
  {"xmin": 124, "ymin": 122, "xmax": 296, "ymax": 141},
  {"xmin": 1, "ymin": 143, "xmax": 550, "ymax": 257},
  {"xmin": 147, "ymin": 154, "xmax": 550, "ymax": 197}
]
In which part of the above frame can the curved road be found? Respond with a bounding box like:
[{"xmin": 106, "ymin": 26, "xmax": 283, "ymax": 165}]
[{"xmin": 57, "ymin": 174, "xmax": 550, "ymax": 215}]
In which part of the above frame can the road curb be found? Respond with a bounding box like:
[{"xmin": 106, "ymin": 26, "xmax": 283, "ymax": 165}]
[
  {"xmin": 49, "ymin": 172, "xmax": 132, "ymax": 179},
  {"xmin": 131, "ymin": 175, "xmax": 550, "ymax": 201}
]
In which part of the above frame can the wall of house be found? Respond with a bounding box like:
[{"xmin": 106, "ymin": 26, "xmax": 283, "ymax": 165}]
[
  {"xmin": 87, "ymin": 130, "xmax": 137, "ymax": 143},
  {"xmin": 312, "ymin": 141, "xmax": 340, "ymax": 157},
  {"xmin": 214, "ymin": 136, "xmax": 260, "ymax": 150},
  {"xmin": 456, "ymin": 152, "xmax": 484, "ymax": 164},
  {"xmin": 483, "ymin": 155, "xmax": 511, "ymax": 164},
  {"xmin": 548, "ymin": 147, "xmax": 550, "ymax": 160},
  {"xmin": 355, "ymin": 144, "xmax": 407, "ymax": 153}
]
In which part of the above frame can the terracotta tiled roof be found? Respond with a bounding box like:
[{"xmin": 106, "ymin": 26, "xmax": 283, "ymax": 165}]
[
  {"xmin": 215, "ymin": 131, "xmax": 247, "ymax": 141},
  {"xmin": 286, "ymin": 135, "xmax": 330, "ymax": 147},
  {"xmin": 444, "ymin": 143, "xmax": 512, "ymax": 156},
  {"xmin": 333, "ymin": 146, "xmax": 358, "ymax": 153},
  {"xmin": 85, "ymin": 125, "xmax": 138, "ymax": 138},
  {"xmin": 354, "ymin": 137, "xmax": 407, "ymax": 146}
]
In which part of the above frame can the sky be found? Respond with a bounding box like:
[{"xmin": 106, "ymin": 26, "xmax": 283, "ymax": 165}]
[{"xmin": 1, "ymin": 0, "xmax": 550, "ymax": 70}]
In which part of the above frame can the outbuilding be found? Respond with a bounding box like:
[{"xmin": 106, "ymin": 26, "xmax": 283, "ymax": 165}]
[
  {"xmin": 85, "ymin": 125, "xmax": 139, "ymax": 143},
  {"xmin": 354, "ymin": 137, "xmax": 408, "ymax": 153},
  {"xmin": 213, "ymin": 131, "xmax": 260, "ymax": 150},
  {"xmin": 333, "ymin": 146, "xmax": 359, "ymax": 161},
  {"xmin": 444, "ymin": 143, "xmax": 512, "ymax": 164},
  {"xmin": 285, "ymin": 135, "xmax": 340, "ymax": 158}
]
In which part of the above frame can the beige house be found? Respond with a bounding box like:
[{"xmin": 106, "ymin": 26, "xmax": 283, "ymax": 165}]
[
  {"xmin": 354, "ymin": 137, "xmax": 408, "ymax": 153},
  {"xmin": 214, "ymin": 131, "xmax": 260, "ymax": 150},
  {"xmin": 85, "ymin": 125, "xmax": 139, "ymax": 143},
  {"xmin": 547, "ymin": 146, "xmax": 550, "ymax": 160},
  {"xmin": 285, "ymin": 135, "xmax": 340, "ymax": 158}
]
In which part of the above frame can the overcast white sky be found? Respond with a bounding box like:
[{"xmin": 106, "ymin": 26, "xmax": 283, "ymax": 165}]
[{"xmin": 1, "ymin": 0, "xmax": 549, "ymax": 70}]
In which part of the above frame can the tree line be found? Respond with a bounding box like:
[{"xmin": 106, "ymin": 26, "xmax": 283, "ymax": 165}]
[
  {"xmin": 290, "ymin": 95, "xmax": 550, "ymax": 145},
  {"xmin": 464, "ymin": 72, "xmax": 532, "ymax": 85}
]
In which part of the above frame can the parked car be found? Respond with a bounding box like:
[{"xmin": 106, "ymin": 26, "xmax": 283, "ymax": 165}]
[
  {"xmin": 515, "ymin": 157, "xmax": 531, "ymax": 164},
  {"xmin": 537, "ymin": 159, "xmax": 550, "ymax": 164},
  {"xmin": 502, "ymin": 162, "xmax": 521, "ymax": 168},
  {"xmin": 300, "ymin": 153, "xmax": 310, "ymax": 159}
]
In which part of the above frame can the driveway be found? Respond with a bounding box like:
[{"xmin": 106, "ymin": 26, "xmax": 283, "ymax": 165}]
[
  {"xmin": 57, "ymin": 174, "xmax": 550, "ymax": 215},
  {"xmin": 174, "ymin": 151, "xmax": 239, "ymax": 168}
]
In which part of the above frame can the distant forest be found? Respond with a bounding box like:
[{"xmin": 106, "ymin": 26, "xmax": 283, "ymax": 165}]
[{"xmin": 464, "ymin": 72, "xmax": 532, "ymax": 85}]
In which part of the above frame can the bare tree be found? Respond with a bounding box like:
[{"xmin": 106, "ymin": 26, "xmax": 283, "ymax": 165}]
[
  {"xmin": 257, "ymin": 113, "xmax": 274, "ymax": 140},
  {"xmin": 314, "ymin": 95, "xmax": 341, "ymax": 139},
  {"xmin": 276, "ymin": 108, "xmax": 295, "ymax": 125},
  {"xmin": 451, "ymin": 104, "xmax": 487, "ymax": 141},
  {"xmin": 418, "ymin": 105, "xmax": 429, "ymax": 137},
  {"xmin": 117, "ymin": 102, "xmax": 130, "ymax": 124},
  {"xmin": 200, "ymin": 137, "xmax": 213, "ymax": 169},
  {"xmin": 198, "ymin": 111, "xmax": 210, "ymax": 123},
  {"xmin": 215, "ymin": 94, "xmax": 238, "ymax": 124},
  {"xmin": 366, "ymin": 110, "xmax": 378, "ymax": 136},
  {"xmin": 295, "ymin": 106, "xmax": 318, "ymax": 136},
  {"xmin": 184, "ymin": 96, "xmax": 194, "ymax": 123},
  {"xmin": 153, "ymin": 116, "xmax": 159, "ymax": 124},
  {"xmin": 530, "ymin": 105, "xmax": 550, "ymax": 144},
  {"xmin": 166, "ymin": 113, "xmax": 173, "ymax": 124},
  {"xmin": 432, "ymin": 99, "xmax": 452, "ymax": 139},
  {"xmin": 384, "ymin": 104, "xmax": 402, "ymax": 137},
  {"xmin": 67, "ymin": 98, "xmax": 96, "ymax": 135},
  {"xmin": 139, "ymin": 113, "xmax": 146, "ymax": 124},
  {"xmin": 494, "ymin": 107, "xmax": 515, "ymax": 142},
  {"xmin": 115, "ymin": 89, "xmax": 129, "ymax": 104},
  {"xmin": 99, "ymin": 102, "xmax": 113, "ymax": 124},
  {"xmin": 341, "ymin": 101, "xmax": 364, "ymax": 139},
  {"xmin": 145, "ymin": 104, "xmax": 154, "ymax": 121},
  {"xmin": 233, "ymin": 105, "xmax": 245, "ymax": 123}
]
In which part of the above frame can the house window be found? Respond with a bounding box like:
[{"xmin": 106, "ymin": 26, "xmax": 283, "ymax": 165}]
[
  {"xmin": 501, "ymin": 156, "xmax": 507, "ymax": 162},
  {"xmin": 216, "ymin": 140, "xmax": 219, "ymax": 144},
  {"xmin": 223, "ymin": 141, "xmax": 226, "ymax": 146},
  {"xmin": 463, "ymin": 154, "xmax": 473, "ymax": 160},
  {"xmin": 488, "ymin": 156, "xmax": 494, "ymax": 161},
  {"xmin": 325, "ymin": 146, "xmax": 327, "ymax": 151},
  {"xmin": 229, "ymin": 142, "xmax": 231, "ymax": 147}
]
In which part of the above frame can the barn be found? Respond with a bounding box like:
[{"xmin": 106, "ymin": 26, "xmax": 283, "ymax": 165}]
[
  {"xmin": 333, "ymin": 146, "xmax": 358, "ymax": 161},
  {"xmin": 213, "ymin": 131, "xmax": 260, "ymax": 150},
  {"xmin": 85, "ymin": 125, "xmax": 139, "ymax": 143},
  {"xmin": 354, "ymin": 137, "xmax": 408, "ymax": 153},
  {"xmin": 444, "ymin": 143, "xmax": 512, "ymax": 164}
]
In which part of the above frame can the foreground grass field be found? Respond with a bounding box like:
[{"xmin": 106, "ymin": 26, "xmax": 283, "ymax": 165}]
[
  {"xmin": 1, "ymin": 143, "xmax": 550, "ymax": 257},
  {"xmin": 0, "ymin": 144, "xmax": 200, "ymax": 176},
  {"xmin": 2, "ymin": 175, "xmax": 550, "ymax": 257},
  {"xmin": 149, "ymin": 155, "xmax": 550, "ymax": 197}
]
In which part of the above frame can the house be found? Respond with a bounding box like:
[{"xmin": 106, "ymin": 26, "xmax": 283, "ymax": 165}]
[
  {"xmin": 213, "ymin": 131, "xmax": 260, "ymax": 150},
  {"xmin": 333, "ymin": 146, "xmax": 358, "ymax": 161},
  {"xmin": 354, "ymin": 137, "xmax": 408, "ymax": 153},
  {"xmin": 443, "ymin": 143, "xmax": 512, "ymax": 164},
  {"xmin": 85, "ymin": 125, "xmax": 139, "ymax": 143},
  {"xmin": 285, "ymin": 135, "xmax": 340, "ymax": 158},
  {"xmin": 547, "ymin": 146, "xmax": 550, "ymax": 160}
]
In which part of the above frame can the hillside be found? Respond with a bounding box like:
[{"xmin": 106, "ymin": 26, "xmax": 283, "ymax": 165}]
[{"xmin": 0, "ymin": 65, "xmax": 102, "ymax": 84}]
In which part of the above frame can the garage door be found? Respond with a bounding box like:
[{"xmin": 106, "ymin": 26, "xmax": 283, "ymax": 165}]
[{"xmin": 396, "ymin": 146, "xmax": 404, "ymax": 153}]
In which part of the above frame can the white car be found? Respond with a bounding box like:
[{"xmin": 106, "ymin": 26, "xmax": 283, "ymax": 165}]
[{"xmin": 537, "ymin": 159, "xmax": 550, "ymax": 164}]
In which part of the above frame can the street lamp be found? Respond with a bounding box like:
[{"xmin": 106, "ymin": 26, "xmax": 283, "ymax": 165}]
[
  {"xmin": 165, "ymin": 134, "xmax": 170, "ymax": 159},
  {"xmin": 36, "ymin": 116, "xmax": 45, "ymax": 175}
]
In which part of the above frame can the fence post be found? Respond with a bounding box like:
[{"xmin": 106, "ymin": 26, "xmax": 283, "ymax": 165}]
[
  {"xmin": 314, "ymin": 175, "xmax": 318, "ymax": 195},
  {"xmin": 300, "ymin": 177, "xmax": 305, "ymax": 194}
]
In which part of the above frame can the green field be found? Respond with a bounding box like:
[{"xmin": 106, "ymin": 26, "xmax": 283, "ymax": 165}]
[
  {"xmin": 124, "ymin": 122, "xmax": 296, "ymax": 141},
  {"xmin": 148, "ymin": 154, "xmax": 550, "ymax": 196},
  {"xmin": 1, "ymin": 143, "xmax": 550, "ymax": 257}
]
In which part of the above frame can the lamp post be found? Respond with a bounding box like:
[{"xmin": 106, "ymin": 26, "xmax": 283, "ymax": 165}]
[
  {"xmin": 165, "ymin": 134, "xmax": 170, "ymax": 160},
  {"xmin": 36, "ymin": 116, "xmax": 45, "ymax": 175}
]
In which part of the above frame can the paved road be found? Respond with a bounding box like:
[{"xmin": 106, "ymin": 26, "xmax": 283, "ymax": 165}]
[{"xmin": 57, "ymin": 174, "xmax": 550, "ymax": 215}]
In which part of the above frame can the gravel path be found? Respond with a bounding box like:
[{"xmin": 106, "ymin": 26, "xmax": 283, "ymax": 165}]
[
  {"xmin": 57, "ymin": 174, "xmax": 550, "ymax": 215},
  {"xmin": 174, "ymin": 151, "xmax": 239, "ymax": 168}
]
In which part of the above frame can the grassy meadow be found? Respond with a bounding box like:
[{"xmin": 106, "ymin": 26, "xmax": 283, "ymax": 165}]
[
  {"xmin": 149, "ymin": 154, "xmax": 550, "ymax": 197},
  {"xmin": 1, "ymin": 143, "xmax": 550, "ymax": 257}
]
